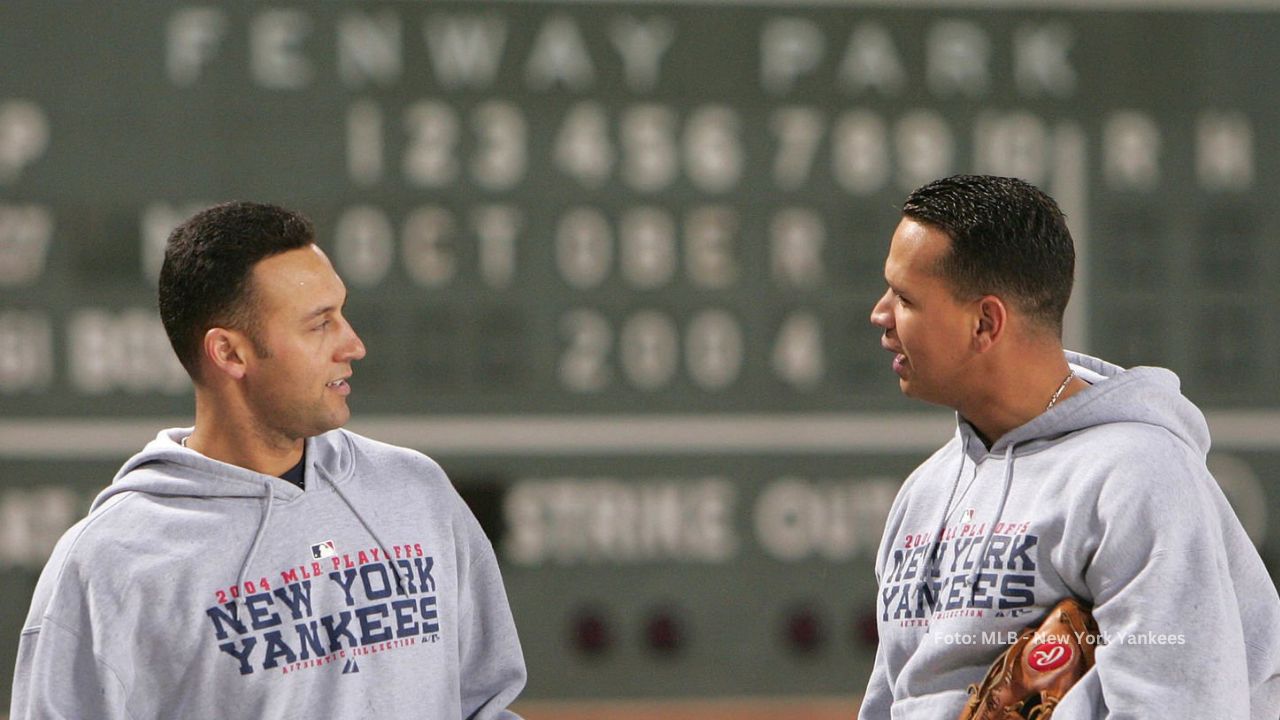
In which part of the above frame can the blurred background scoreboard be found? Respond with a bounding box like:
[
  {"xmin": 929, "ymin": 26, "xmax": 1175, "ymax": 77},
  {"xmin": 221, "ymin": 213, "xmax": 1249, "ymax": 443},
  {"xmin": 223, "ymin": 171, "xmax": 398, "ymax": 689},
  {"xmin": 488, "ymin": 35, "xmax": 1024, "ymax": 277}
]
[{"xmin": 2, "ymin": 0, "xmax": 1279, "ymax": 715}]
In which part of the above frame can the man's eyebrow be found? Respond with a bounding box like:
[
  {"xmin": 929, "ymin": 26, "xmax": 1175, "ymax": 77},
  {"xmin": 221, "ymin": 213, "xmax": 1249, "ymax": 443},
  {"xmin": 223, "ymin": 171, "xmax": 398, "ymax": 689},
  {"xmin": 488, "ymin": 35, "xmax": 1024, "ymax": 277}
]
[
  {"xmin": 302, "ymin": 304, "xmax": 336, "ymax": 321},
  {"xmin": 301, "ymin": 292, "xmax": 349, "ymax": 321}
]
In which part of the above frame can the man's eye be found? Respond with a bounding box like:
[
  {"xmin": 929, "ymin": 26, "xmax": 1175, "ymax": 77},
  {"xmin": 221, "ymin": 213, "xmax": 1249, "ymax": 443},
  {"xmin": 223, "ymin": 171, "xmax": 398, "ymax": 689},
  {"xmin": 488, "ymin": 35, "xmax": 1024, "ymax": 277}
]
[{"xmin": 314, "ymin": 320, "xmax": 330, "ymax": 331}]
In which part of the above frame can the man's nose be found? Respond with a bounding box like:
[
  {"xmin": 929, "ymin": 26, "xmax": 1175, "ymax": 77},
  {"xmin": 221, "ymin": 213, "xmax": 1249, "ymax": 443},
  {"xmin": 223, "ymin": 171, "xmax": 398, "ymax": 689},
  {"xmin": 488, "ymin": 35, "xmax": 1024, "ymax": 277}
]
[
  {"xmin": 338, "ymin": 318, "xmax": 367, "ymax": 361},
  {"xmin": 870, "ymin": 289, "xmax": 894, "ymax": 329}
]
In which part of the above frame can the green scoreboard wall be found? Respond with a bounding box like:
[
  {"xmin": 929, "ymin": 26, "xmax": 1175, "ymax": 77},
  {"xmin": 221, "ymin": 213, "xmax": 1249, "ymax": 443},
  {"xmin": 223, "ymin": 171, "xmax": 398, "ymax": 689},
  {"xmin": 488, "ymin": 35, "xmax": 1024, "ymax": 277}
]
[{"xmin": 2, "ymin": 0, "xmax": 1278, "ymax": 707}]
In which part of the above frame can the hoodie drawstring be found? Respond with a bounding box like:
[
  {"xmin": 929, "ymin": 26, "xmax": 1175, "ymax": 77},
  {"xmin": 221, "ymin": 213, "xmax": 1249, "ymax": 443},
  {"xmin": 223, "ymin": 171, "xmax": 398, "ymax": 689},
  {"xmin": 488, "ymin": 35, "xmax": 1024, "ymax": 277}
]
[
  {"xmin": 967, "ymin": 442, "xmax": 1018, "ymax": 595},
  {"xmin": 329, "ymin": 471, "xmax": 409, "ymax": 594},
  {"xmin": 235, "ymin": 481, "xmax": 276, "ymax": 601},
  {"xmin": 916, "ymin": 453, "xmax": 967, "ymax": 610},
  {"xmin": 231, "ymin": 461, "xmax": 409, "ymax": 603}
]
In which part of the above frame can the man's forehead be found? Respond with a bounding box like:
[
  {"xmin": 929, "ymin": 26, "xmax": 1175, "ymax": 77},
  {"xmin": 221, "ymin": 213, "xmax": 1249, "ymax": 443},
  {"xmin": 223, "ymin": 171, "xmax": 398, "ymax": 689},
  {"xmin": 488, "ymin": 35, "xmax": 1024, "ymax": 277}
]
[
  {"xmin": 256, "ymin": 244, "xmax": 329, "ymax": 277},
  {"xmin": 251, "ymin": 246, "xmax": 345, "ymax": 308},
  {"xmin": 888, "ymin": 218, "xmax": 949, "ymax": 276}
]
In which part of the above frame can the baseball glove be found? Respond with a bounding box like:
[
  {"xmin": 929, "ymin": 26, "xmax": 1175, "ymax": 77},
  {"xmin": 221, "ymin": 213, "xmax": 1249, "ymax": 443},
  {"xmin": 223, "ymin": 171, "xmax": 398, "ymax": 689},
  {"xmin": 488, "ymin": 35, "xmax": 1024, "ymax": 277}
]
[{"xmin": 957, "ymin": 597, "xmax": 1101, "ymax": 720}]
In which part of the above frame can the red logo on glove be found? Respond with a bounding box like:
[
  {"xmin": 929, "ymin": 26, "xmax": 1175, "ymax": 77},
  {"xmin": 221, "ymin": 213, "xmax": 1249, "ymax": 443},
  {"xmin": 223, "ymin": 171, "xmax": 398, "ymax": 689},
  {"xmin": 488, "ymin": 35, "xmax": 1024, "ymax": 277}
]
[{"xmin": 1027, "ymin": 642, "xmax": 1072, "ymax": 671}]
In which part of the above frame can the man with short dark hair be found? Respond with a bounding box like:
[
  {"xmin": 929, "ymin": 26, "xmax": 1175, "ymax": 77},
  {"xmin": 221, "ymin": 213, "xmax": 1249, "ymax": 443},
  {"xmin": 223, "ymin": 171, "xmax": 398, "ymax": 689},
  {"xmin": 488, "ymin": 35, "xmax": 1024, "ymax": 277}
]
[
  {"xmin": 859, "ymin": 175, "xmax": 1280, "ymax": 718},
  {"xmin": 11, "ymin": 202, "xmax": 526, "ymax": 719}
]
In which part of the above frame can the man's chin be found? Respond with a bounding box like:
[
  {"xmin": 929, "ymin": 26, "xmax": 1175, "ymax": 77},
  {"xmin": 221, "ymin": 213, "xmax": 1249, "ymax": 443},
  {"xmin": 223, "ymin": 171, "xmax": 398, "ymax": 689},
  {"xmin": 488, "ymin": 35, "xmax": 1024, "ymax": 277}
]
[
  {"xmin": 898, "ymin": 379, "xmax": 937, "ymax": 405},
  {"xmin": 310, "ymin": 408, "xmax": 352, "ymax": 437},
  {"xmin": 899, "ymin": 384, "xmax": 957, "ymax": 412},
  {"xmin": 898, "ymin": 377, "xmax": 915, "ymax": 396},
  {"xmin": 328, "ymin": 410, "xmax": 352, "ymax": 431}
]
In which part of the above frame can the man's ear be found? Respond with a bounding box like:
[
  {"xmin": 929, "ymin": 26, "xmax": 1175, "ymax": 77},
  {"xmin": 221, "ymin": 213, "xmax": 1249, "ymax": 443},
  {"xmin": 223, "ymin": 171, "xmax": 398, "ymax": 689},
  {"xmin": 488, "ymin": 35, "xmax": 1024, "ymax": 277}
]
[
  {"xmin": 203, "ymin": 327, "xmax": 250, "ymax": 380},
  {"xmin": 972, "ymin": 295, "xmax": 1007, "ymax": 353}
]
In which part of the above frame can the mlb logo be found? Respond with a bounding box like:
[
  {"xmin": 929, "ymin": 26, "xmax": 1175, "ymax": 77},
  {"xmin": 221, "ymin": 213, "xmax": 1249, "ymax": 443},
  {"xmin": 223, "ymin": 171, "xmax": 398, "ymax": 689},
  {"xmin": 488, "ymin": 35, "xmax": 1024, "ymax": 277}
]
[
  {"xmin": 961, "ymin": 508, "xmax": 975, "ymax": 523},
  {"xmin": 311, "ymin": 540, "xmax": 336, "ymax": 559}
]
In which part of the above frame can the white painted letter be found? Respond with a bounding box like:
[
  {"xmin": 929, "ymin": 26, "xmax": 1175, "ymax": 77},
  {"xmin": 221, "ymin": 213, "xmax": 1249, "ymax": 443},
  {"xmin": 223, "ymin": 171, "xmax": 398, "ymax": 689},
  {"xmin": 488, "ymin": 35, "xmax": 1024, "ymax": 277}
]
[
  {"xmin": 425, "ymin": 14, "xmax": 507, "ymax": 89},
  {"xmin": 927, "ymin": 21, "xmax": 989, "ymax": 97},
  {"xmin": 610, "ymin": 16, "xmax": 675, "ymax": 92},
  {"xmin": 838, "ymin": 23, "xmax": 905, "ymax": 95},
  {"xmin": 167, "ymin": 8, "xmax": 227, "ymax": 86},
  {"xmin": 526, "ymin": 15, "xmax": 595, "ymax": 91},
  {"xmin": 338, "ymin": 11, "xmax": 402, "ymax": 88},
  {"xmin": 761, "ymin": 18, "xmax": 824, "ymax": 95},
  {"xmin": 251, "ymin": 10, "xmax": 314, "ymax": 89}
]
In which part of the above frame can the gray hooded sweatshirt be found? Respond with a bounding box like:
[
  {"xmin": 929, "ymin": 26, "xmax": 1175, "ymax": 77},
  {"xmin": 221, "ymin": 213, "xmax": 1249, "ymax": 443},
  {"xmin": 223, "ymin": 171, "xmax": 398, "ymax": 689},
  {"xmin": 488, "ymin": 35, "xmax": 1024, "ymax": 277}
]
[
  {"xmin": 859, "ymin": 351, "xmax": 1280, "ymax": 719},
  {"xmin": 11, "ymin": 428, "xmax": 526, "ymax": 719}
]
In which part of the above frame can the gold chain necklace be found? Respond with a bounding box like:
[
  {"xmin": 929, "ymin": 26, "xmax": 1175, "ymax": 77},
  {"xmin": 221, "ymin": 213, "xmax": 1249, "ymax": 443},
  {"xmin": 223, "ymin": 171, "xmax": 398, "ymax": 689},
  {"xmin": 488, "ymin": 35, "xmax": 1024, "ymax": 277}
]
[{"xmin": 1046, "ymin": 370, "xmax": 1075, "ymax": 410}]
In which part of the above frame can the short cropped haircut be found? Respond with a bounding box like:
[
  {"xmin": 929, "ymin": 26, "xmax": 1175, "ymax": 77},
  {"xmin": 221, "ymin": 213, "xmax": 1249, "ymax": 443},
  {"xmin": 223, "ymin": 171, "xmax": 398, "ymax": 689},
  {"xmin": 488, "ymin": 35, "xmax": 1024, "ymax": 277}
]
[
  {"xmin": 902, "ymin": 175, "xmax": 1075, "ymax": 335},
  {"xmin": 158, "ymin": 201, "xmax": 315, "ymax": 378}
]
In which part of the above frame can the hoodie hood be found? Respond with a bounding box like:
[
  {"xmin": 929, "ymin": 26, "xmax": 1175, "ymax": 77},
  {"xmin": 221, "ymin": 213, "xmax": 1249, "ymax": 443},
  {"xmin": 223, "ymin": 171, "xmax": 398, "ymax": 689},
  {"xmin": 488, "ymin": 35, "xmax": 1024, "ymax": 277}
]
[
  {"xmin": 971, "ymin": 350, "xmax": 1211, "ymax": 459},
  {"xmin": 93, "ymin": 427, "xmax": 359, "ymax": 511},
  {"xmin": 92, "ymin": 427, "xmax": 366, "ymax": 598}
]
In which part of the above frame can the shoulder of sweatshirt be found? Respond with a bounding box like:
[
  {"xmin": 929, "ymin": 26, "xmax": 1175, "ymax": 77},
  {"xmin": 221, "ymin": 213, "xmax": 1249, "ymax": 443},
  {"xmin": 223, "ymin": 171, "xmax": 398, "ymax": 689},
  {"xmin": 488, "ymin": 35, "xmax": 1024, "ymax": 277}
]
[
  {"xmin": 47, "ymin": 472, "xmax": 250, "ymax": 557},
  {"xmin": 22, "ymin": 499, "xmax": 133, "ymax": 630},
  {"xmin": 1052, "ymin": 420, "xmax": 1225, "ymax": 532},
  {"xmin": 340, "ymin": 428, "xmax": 451, "ymax": 482},
  {"xmin": 340, "ymin": 425, "xmax": 460, "ymax": 491},
  {"xmin": 338, "ymin": 433, "xmax": 497, "ymax": 558},
  {"xmin": 336, "ymin": 429, "xmax": 472, "ymax": 514},
  {"xmin": 1064, "ymin": 420, "xmax": 1208, "ymax": 488}
]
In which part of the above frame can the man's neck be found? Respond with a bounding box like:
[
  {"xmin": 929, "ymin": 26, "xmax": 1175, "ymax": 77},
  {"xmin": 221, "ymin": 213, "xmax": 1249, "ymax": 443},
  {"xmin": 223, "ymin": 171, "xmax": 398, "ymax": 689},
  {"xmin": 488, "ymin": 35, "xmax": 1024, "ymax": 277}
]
[
  {"xmin": 954, "ymin": 347, "xmax": 1084, "ymax": 447},
  {"xmin": 188, "ymin": 393, "xmax": 304, "ymax": 477}
]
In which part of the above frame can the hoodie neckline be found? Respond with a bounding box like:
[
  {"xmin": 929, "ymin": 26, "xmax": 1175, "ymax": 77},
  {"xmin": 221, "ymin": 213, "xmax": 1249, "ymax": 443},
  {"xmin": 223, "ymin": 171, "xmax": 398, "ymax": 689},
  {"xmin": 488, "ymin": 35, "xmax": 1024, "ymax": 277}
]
[
  {"xmin": 956, "ymin": 350, "xmax": 1203, "ymax": 458},
  {"xmin": 94, "ymin": 427, "xmax": 403, "ymax": 605},
  {"xmin": 93, "ymin": 428, "xmax": 359, "ymax": 511}
]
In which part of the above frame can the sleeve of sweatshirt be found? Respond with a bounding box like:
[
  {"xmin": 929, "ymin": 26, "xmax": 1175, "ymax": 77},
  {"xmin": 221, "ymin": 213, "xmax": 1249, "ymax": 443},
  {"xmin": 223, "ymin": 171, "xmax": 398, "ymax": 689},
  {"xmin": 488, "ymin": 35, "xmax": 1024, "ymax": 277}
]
[
  {"xmin": 858, "ymin": 470, "xmax": 919, "ymax": 720},
  {"xmin": 1073, "ymin": 436, "xmax": 1252, "ymax": 719},
  {"xmin": 858, "ymin": 530, "xmax": 894, "ymax": 720},
  {"xmin": 11, "ymin": 611, "xmax": 134, "ymax": 719},
  {"xmin": 452, "ymin": 492, "xmax": 527, "ymax": 720},
  {"xmin": 11, "ymin": 520, "xmax": 137, "ymax": 720},
  {"xmin": 858, "ymin": 646, "xmax": 893, "ymax": 720}
]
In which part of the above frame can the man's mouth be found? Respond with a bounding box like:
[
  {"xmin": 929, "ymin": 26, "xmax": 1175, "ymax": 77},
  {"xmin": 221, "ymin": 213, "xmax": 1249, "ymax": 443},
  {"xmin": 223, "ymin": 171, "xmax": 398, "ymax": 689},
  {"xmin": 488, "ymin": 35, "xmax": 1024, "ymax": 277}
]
[
  {"xmin": 892, "ymin": 353, "xmax": 908, "ymax": 375},
  {"xmin": 326, "ymin": 378, "xmax": 351, "ymax": 394},
  {"xmin": 881, "ymin": 339, "xmax": 907, "ymax": 375}
]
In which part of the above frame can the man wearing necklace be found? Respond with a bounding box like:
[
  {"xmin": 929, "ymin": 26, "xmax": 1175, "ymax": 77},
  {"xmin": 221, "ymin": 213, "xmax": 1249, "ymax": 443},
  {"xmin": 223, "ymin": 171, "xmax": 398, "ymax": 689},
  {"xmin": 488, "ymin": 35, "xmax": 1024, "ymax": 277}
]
[
  {"xmin": 12, "ymin": 202, "xmax": 526, "ymax": 719},
  {"xmin": 859, "ymin": 175, "xmax": 1280, "ymax": 718}
]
